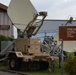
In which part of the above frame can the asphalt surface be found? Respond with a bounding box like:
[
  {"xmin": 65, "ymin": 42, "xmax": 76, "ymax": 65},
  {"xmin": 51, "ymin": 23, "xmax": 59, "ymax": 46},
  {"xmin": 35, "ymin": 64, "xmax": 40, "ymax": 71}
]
[{"xmin": 0, "ymin": 71, "xmax": 21, "ymax": 75}]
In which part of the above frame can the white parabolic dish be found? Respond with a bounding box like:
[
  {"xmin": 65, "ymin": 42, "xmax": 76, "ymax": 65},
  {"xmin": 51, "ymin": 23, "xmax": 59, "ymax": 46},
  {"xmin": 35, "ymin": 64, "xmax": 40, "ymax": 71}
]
[{"xmin": 7, "ymin": 0, "xmax": 37, "ymax": 31}]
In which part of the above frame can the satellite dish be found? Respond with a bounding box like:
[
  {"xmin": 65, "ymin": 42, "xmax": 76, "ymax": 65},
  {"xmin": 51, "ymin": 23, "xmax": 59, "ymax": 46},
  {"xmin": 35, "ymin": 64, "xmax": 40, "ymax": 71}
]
[{"xmin": 7, "ymin": 0, "xmax": 37, "ymax": 31}]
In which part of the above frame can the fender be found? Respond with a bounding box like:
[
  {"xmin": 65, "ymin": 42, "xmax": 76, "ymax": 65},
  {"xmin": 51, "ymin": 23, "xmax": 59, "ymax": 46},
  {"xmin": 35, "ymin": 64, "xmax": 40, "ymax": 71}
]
[{"xmin": 6, "ymin": 51, "xmax": 23, "ymax": 58}]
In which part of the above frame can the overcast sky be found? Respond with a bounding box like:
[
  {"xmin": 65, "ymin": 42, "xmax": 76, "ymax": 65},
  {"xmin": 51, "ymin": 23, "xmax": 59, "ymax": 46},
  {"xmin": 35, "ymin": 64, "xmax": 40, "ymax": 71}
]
[{"xmin": 0, "ymin": 0, "xmax": 76, "ymax": 20}]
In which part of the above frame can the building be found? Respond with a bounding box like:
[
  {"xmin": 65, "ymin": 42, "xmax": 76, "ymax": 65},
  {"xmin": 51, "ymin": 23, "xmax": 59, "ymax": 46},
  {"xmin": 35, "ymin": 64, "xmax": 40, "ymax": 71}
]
[{"xmin": 0, "ymin": 3, "xmax": 13, "ymax": 37}]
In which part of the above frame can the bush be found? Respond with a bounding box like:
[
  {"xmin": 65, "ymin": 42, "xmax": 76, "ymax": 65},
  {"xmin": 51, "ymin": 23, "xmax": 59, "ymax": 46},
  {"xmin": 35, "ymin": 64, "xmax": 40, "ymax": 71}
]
[
  {"xmin": 64, "ymin": 56, "xmax": 76, "ymax": 75},
  {"xmin": 0, "ymin": 35, "xmax": 13, "ymax": 41}
]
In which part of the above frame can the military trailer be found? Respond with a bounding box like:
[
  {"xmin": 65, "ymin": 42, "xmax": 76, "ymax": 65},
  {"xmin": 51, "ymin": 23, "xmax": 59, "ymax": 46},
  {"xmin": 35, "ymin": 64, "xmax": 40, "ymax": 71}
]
[
  {"xmin": 7, "ymin": 38, "xmax": 51, "ymax": 70},
  {"xmin": 2, "ymin": 0, "xmax": 59, "ymax": 70}
]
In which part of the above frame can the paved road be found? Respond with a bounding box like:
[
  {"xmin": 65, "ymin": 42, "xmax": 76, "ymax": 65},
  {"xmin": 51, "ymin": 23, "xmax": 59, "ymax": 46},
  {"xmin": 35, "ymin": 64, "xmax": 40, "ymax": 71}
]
[{"xmin": 0, "ymin": 71, "xmax": 20, "ymax": 75}]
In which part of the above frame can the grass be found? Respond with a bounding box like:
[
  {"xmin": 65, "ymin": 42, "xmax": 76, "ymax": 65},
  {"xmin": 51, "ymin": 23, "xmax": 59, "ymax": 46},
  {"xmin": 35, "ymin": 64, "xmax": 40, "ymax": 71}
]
[
  {"xmin": 0, "ymin": 61, "xmax": 8, "ymax": 70},
  {"xmin": 25, "ymin": 69, "xmax": 68, "ymax": 75}
]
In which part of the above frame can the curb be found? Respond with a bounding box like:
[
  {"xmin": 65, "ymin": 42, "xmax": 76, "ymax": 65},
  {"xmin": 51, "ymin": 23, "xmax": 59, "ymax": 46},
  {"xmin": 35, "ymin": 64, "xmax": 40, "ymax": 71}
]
[{"xmin": 0, "ymin": 69, "xmax": 28, "ymax": 75}]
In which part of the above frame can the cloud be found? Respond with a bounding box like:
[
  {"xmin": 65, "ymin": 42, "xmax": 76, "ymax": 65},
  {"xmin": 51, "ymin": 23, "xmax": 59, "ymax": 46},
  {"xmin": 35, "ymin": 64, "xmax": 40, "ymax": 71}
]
[
  {"xmin": 0, "ymin": 0, "xmax": 75, "ymax": 37},
  {"xmin": 48, "ymin": 1, "xmax": 76, "ymax": 19},
  {"xmin": 0, "ymin": 0, "xmax": 10, "ymax": 5},
  {"xmin": 31, "ymin": 0, "xmax": 76, "ymax": 19},
  {"xmin": 1, "ymin": 0, "xmax": 76, "ymax": 20}
]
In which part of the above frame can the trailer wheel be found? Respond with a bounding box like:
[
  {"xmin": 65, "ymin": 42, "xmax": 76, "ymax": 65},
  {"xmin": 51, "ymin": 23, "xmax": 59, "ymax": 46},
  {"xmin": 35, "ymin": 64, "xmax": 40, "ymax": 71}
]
[{"xmin": 8, "ymin": 55, "xmax": 21, "ymax": 70}]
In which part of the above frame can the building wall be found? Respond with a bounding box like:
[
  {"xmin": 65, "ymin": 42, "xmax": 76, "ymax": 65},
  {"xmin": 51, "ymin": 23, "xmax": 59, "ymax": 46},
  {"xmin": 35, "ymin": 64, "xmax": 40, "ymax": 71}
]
[{"xmin": 0, "ymin": 10, "xmax": 13, "ymax": 37}]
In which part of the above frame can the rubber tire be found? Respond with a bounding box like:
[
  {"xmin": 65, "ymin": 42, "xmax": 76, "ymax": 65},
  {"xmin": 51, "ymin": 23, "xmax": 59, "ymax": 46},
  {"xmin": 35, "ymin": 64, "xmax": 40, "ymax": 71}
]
[{"xmin": 8, "ymin": 55, "xmax": 21, "ymax": 70}]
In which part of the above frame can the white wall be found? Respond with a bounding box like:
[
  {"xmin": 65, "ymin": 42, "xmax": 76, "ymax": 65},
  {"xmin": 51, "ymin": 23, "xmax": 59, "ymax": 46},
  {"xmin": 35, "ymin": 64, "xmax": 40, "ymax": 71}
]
[{"xmin": 0, "ymin": 12, "xmax": 13, "ymax": 37}]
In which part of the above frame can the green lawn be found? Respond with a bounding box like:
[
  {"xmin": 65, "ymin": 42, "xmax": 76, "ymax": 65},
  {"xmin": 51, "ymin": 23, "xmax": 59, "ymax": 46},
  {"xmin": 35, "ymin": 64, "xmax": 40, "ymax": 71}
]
[
  {"xmin": 25, "ymin": 70, "xmax": 68, "ymax": 75},
  {"xmin": 26, "ymin": 69, "xmax": 68, "ymax": 75},
  {"xmin": 0, "ymin": 62, "xmax": 8, "ymax": 70}
]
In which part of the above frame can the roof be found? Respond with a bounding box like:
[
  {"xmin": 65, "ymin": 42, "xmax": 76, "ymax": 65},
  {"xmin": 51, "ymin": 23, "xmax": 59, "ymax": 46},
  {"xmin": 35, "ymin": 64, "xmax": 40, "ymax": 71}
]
[
  {"xmin": 38, "ymin": 20, "xmax": 76, "ymax": 33},
  {"xmin": 0, "ymin": 3, "xmax": 8, "ymax": 11}
]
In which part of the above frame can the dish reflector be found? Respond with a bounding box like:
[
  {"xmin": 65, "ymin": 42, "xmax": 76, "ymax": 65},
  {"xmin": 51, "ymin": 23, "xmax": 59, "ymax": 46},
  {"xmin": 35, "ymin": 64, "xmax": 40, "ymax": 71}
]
[{"xmin": 7, "ymin": 0, "xmax": 37, "ymax": 31}]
